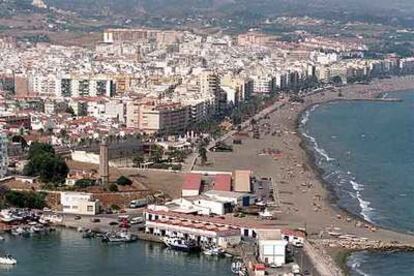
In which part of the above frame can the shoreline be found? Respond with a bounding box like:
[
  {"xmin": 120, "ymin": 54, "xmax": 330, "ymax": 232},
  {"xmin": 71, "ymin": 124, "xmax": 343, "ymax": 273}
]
[
  {"xmin": 293, "ymin": 80, "xmax": 414, "ymax": 274},
  {"xmin": 192, "ymin": 75, "xmax": 414, "ymax": 275},
  {"xmin": 295, "ymin": 86, "xmax": 414, "ymax": 235}
]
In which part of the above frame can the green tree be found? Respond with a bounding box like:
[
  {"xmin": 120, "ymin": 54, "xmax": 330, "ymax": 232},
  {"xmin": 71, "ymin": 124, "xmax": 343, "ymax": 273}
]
[
  {"xmin": 28, "ymin": 142, "xmax": 55, "ymax": 159},
  {"xmin": 198, "ymin": 146, "xmax": 208, "ymax": 165},
  {"xmin": 150, "ymin": 145, "xmax": 164, "ymax": 163},
  {"xmin": 4, "ymin": 191, "xmax": 46, "ymax": 209},
  {"xmin": 108, "ymin": 183, "xmax": 119, "ymax": 192},
  {"xmin": 75, "ymin": 179, "xmax": 96, "ymax": 188},
  {"xmin": 168, "ymin": 150, "xmax": 186, "ymax": 163},
  {"xmin": 24, "ymin": 143, "xmax": 69, "ymax": 184},
  {"xmin": 133, "ymin": 155, "xmax": 144, "ymax": 167},
  {"xmin": 11, "ymin": 135, "xmax": 28, "ymax": 150},
  {"xmin": 116, "ymin": 176, "xmax": 132, "ymax": 186}
]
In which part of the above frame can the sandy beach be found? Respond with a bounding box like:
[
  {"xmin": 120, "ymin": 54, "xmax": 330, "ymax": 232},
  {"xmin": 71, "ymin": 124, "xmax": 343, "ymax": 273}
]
[{"xmin": 193, "ymin": 76, "xmax": 414, "ymax": 274}]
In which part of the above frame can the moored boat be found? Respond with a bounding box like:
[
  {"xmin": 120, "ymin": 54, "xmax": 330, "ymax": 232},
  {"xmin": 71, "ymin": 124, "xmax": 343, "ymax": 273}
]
[
  {"xmin": 0, "ymin": 254, "xmax": 17, "ymax": 265},
  {"xmin": 231, "ymin": 259, "xmax": 244, "ymax": 274},
  {"xmin": 203, "ymin": 246, "xmax": 225, "ymax": 257},
  {"xmin": 163, "ymin": 237, "xmax": 200, "ymax": 252},
  {"xmin": 102, "ymin": 231, "xmax": 137, "ymax": 243}
]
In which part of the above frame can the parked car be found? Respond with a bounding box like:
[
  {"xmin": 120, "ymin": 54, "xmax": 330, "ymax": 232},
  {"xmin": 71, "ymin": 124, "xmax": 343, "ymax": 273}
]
[
  {"xmin": 130, "ymin": 216, "xmax": 144, "ymax": 224},
  {"xmin": 90, "ymin": 218, "xmax": 101, "ymax": 223},
  {"xmin": 118, "ymin": 215, "xmax": 129, "ymax": 222},
  {"xmin": 74, "ymin": 215, "xmax": 81, "ymax": 220},
  {"xmin": 109, "ymin": 221, "xmax": 118, "ymax": 226}
]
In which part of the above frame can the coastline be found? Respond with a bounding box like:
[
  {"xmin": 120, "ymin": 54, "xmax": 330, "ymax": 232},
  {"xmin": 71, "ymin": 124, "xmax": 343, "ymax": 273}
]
[
  {"xmin": 194, "ymin": 75, "xmax": 414, "ymax": 275},
  {"xmin": 295, "ymin": 82, "xmax": 414, "ymax": 232},
  {"xmin": 294, "ymin": 78, "xmax": 414, "ymax": 274}
]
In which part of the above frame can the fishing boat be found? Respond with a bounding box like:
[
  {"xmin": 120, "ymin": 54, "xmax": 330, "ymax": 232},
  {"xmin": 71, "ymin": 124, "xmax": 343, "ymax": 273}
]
[
  {"xmin": 82, "ymin": 231, "xmax": 95, "ymax": 239},
  {"xmin": 11, "ymin": 227, "xmax": 30, "ymax": 237},
  {"xmin": 203, "ymin": 246, "xmax": 225, "ymax": 257},
  {"xmin": 28, "ymin": 223, "xmax": 46, "ymax": 234},
  {"xmin": 163, "ymin": 237, "xmax": 200, "ymax": 252},
  {"xmin": 0, "ymin": 254, "xmax": 17, "ymax": 265},
  {"xmin": 102, "ymin": 231, "xmax": 137, "ymax": 243},
  {"xmin": 0, "ymin": 210, "xmax": 18, "ymax": 223},
  {"xmin": 39, "ymin": 214, "xmax": 63, "ymax": 224}
]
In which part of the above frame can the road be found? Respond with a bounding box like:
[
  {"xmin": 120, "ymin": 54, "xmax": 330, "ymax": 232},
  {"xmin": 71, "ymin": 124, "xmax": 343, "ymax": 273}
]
[{"xmin": 56, "ymin": 209, "xmax": 145, "ymax": 234}]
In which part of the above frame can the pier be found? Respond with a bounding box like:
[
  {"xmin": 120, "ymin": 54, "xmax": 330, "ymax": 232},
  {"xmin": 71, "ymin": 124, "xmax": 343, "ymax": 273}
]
[
  {"xmin": 313, "ymin": 238, "xmax": 414, "ymax": 252},
  {"xmin": 350, "ymin": 97, "xmax": 403, "ymax": 102}
]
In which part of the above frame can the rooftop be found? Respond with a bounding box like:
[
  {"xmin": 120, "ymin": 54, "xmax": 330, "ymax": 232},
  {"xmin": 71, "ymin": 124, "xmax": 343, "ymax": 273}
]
[{"xmin": 182, "ymin": 173, "xmax": 202, "ymax": 191}]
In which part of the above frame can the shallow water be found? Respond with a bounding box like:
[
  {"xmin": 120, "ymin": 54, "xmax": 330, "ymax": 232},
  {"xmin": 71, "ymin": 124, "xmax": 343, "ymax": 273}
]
[
  {"xmin": 0, "ymin": 229, "xmax": 232, "ymax": 276},
  {"xmin": 347, "ymin": 251, "xmax": 414, "ymax": 276},
  {"xmin": 301, "ymin": 90, "xmax": 414, "ymax": 275}
]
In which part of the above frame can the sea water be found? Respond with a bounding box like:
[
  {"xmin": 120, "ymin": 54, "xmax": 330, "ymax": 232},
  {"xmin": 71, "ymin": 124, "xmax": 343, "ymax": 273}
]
[
  {"xmin": 0, "ymin": 229, "xmax": 232, "ymax": 276},
  {"xmin": 301, "ymin": 90, "xmax": 414, "ymax": 275}
]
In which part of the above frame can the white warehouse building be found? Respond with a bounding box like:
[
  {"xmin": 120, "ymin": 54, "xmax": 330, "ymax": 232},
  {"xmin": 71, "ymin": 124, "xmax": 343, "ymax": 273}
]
[
  {"xmin": 257, "ymin": 229, "xmax": 288, "ymax": 267},
  {"xmin": 60, "ymin": 192, "xmax": 100, "ymax": 215}
]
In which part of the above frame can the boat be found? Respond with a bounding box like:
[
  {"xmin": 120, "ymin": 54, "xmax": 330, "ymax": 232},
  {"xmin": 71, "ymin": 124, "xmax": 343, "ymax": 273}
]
[
  {"xmin": 102, "ymin": 232, "xmax": 137, "ymax": 243},
  {"xmin": 163, "ymin": 237, "xmax": 200, "ymax": 252},
  {"xmin": 11, "ymin": 227, "xmax": 30, "ymax": 237},
  {"xmin": 0, "ymin": 254, "xmax": 17, "ymax": 265},
  {"xmin": 203, "ymin": 246, "xmax": 225, "ymax": 257},
  {"xmin": 82, "ymin": 230, "xmax": 95, "ymax": 239},
  {"xmin": 29, "ymin": 223, "xmax": 46, "ymax": 234},
  {"xmin": 39, "ymin": 214, "xmax": 63, "ymax": 224},
  {"xmin": 0, "ymin": 210, "xmax": 18, "ymax": 223},
  {"xmin": 0, "ymin": 236, "xmax": 4, "ymax": 241},
  {"xmin": 259, "ymin": 208, "xmax": 274, "ymax": 220},
  {"xmin": 231, "ymin": 260, "xmax": 243, "ymax": 274}
]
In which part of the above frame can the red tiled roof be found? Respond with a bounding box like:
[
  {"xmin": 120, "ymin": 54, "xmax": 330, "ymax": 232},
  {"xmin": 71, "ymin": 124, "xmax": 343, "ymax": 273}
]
[
  {"xmin": 213, "ymin": 174, "xmax": 232, "ymax": 191},
  {"xmin": 281, "ymin": 228, "xmax": 306, "ymax": 238},
  {"xmin": 182, "ymin": 173, "xmax": 202, "ymax": 191},
  {"xmin": 146, "ymin": 209, "xmax": 278, "ymax": 230}
]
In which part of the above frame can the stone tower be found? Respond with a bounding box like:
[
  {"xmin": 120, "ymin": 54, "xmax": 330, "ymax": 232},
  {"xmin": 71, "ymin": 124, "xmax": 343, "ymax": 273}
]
[{"xmin": 99, "ymin": 137, "xmax": 109, "ymax": 186}]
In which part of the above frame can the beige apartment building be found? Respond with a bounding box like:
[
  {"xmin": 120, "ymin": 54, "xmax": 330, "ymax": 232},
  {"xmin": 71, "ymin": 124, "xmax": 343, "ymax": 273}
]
[{"xmin": 126, "ymin": 100, "xmax": 189, "ymax": 134}]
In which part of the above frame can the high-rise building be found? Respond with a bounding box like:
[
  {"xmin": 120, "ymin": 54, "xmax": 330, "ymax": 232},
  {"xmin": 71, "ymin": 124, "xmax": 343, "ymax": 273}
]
[{"xmin": 0, "ymin": 133, "xmax": 8, "ymax": 178}]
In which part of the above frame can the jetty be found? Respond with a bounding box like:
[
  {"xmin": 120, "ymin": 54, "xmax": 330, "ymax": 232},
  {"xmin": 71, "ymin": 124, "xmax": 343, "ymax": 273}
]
[
  {"xmin": 313, "ymin": 238, "xmax": 414, "ymax": 252},
  {"xmin": 351, "ymin": 97, "xmax": 402, "ymax": 102}
]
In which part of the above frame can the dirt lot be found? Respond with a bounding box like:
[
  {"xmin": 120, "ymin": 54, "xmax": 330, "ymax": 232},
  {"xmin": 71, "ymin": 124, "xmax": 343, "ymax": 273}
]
[{"xmin": 119, "ymin": 169, "xmax": 184, "ymax": 200}]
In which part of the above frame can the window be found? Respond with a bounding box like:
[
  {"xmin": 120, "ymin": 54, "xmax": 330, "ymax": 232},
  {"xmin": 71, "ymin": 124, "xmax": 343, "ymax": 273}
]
[{"xmin": 87, "ymin": 206, "xmax": 93, "ymax": 212}]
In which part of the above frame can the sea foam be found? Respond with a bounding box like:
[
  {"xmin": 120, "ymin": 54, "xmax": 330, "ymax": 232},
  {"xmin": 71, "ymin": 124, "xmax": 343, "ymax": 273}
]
[
  {"xmin": 350, "ymin": 180, "xmax": 375, "ymax": 223},
  {"xmin": 302, "ymin": 132, "xmax": 335, "ymax": 162}
]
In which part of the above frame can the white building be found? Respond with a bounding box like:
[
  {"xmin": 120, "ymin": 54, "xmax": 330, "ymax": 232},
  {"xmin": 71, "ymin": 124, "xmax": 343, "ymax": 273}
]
[
  {"xmin": 257, "ymin": 229, "xmax": 288, "ymax": 267},
  {"xmin": 166, "ymin": 196, "xmax": 233, "ymax": 216},
  {"xmin": 60, "ymin": 192, "xmax": 100, "ymax": 215},
  {"xmin": 0, "ymin": 133, "xmax": 8, "ymax": 178},
  {"xmin": 203, "ymin": 190, "xmax": 256, "ymax": 207},
  {"xmin": 145, "ymin": 209, "xmax": 241, "ymax": 248}
]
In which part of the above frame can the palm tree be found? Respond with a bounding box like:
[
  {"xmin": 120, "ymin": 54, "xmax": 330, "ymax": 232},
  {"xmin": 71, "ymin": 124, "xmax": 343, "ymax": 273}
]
[
  {"xmin": 198, "ymin": 146, "xmax": 207, "ymax": 165},
  {"xmin": 133, "ymin": 155, "xmax": 144, "ymax": 167}
]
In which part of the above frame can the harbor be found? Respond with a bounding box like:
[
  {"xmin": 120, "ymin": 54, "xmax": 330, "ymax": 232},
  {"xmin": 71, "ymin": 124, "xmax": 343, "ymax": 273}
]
[{"xmin": 3, "ymin": 77, "xmax": 414, "ymax": 276}]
